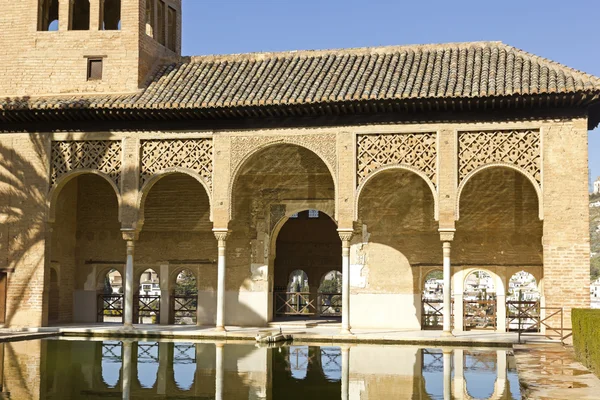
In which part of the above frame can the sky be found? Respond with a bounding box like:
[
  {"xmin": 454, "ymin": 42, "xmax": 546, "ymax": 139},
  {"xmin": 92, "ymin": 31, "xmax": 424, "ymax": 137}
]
[{"xmin": 181, "ymin": 0, "xmax": 600, "ymax": 188}]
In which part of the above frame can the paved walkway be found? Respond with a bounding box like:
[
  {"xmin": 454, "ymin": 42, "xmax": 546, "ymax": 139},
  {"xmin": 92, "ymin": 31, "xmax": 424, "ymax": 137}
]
[
  {"xmin": 514, "ymin": 344, "xmax": 600, "ymax": 399},
  {"xmin": 0, "ymin": 323, "xmax": 557, "ymax": 346}
]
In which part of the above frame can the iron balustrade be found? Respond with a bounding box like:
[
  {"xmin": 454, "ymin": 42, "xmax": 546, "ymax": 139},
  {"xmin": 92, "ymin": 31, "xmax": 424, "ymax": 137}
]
[
  {"xmin": 97, "ymin": 294, "xmax": 124, "ymax": 323},
  {"xmin": 463, "ymin": 299, "xmax": 497, "ymax": 330},
  {"xmin": 317, "ymin": 293, "xmax": 342, "ymax": 317},
  {"xmin": 171, "ymin": 295, "xmax": 197, "ymax": 324},
  {"xmin": 134, "ymin": 295, "xmax": 160, "ymax": 324},
  {"xmin": 506, "ymin": 301, "xmax": 540, "ymax": 332},
  {"xmin": 510, "ymin": 303, "xmax": 572, "ymax": 343},
  {"xmin": 421, "ymin": 299, "xmax": 445, "ymax": 330},
  {"xmin": 274, "ymin": 292, "xmax": 316, "ymax": 316}
]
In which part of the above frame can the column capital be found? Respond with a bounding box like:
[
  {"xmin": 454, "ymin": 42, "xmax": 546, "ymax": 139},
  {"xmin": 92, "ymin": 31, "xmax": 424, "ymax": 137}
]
[
  {"xmin": 438, "ymin": 228, "xmax": 456, "ymax": 242},
  {"xmin": 337, "ymin": 229, "xmax": 354, "ymax": 244},
  {"xmin": 121, "ymin": 228, "xmax": 139, "ymax": 242},
  {"xmin": 212, "ymin": 229, "xmax": 230, "ymax": 243}
]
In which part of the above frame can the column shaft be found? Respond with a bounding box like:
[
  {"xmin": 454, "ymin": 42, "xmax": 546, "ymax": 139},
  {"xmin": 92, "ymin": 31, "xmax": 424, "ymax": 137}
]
[
  {"xmin": 214, "ymin": 230, "xmax": 229, "ymax": 331},
  {"xmin": 122, "ymin": 341, "xmax": 132, "ymax": 400},
  {"xmin": 442, "ymin": 241, "xmax": 452, "ymax": 334},
  {"xmin": 339, "ymin": 230, "xmax": 353, "ymax": 334},
  {"xmin": 442, "ymin": 350, "xmax": 452, "ymax": 400},
  {"xmin": 215, "ymin": 344, "xmax": 224, "ymax": 400},
  {"xmin": 341, "ymin": 346, "xmax": 350, "ymax": 400},
  {"xmin": 124, "ymin": 240, "xmax": 135, "ymax": 328}
]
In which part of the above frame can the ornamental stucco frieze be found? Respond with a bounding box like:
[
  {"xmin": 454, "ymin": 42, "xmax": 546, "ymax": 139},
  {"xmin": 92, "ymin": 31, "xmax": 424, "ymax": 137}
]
[
  {"xmin": 139, "ymin": 139, "xmax": 213, "ymax": 190},
  {"xmin": 50, "ymin": 140, "xmax": 122, "ymax": 188},
  {"xmin": 457, "ymin": 129, "xmax": 541, "ymax": 184},
  {"xmin": 356, "ymin": 132, "xmax": 437, "ymax": 187},
  {"xmin": 229, "ymin": 133, "xmax": 338, "ymax": 180}
]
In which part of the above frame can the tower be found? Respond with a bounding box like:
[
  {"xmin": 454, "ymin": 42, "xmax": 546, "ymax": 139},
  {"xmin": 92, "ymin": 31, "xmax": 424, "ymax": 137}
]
[{"xmin": 0, "ymin": 0, "xmax": 181, "ymax": 97}]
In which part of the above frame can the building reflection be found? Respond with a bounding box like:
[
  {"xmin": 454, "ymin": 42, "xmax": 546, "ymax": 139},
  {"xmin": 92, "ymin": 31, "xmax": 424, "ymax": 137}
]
[{"xmin": 0, "ymin": 339, "xmax": 519, "ymax": 399}]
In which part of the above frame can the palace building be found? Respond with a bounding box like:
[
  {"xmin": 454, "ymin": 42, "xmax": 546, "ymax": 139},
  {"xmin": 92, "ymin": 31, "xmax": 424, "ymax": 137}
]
[{"xmin": 0, "ymin": 0, "xmax": 597, "ymax": 333}]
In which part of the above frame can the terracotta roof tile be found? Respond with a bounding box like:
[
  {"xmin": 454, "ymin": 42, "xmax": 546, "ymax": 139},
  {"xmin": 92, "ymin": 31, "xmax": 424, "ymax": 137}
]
[{"xmin": 2, "ymin": 41, "xmax": 600, "ymax": 114}]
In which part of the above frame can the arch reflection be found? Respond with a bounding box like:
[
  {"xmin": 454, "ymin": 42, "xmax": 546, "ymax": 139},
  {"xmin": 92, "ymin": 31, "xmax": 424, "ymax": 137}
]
[{"xmin": 0, "ymin": 339, "xmax": 522, "ymax": 399}]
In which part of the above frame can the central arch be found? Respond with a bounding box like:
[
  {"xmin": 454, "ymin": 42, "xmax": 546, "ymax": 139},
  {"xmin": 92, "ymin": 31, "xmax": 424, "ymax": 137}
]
[{"xmin": 230, "ymin": 143, "xmax": 337, "ymax": 325}]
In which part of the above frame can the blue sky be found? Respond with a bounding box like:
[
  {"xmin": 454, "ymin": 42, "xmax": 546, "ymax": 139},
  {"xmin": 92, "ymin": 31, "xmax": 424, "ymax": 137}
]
[{"xmin": 181, "ymin": 0, "xmax": 600, "ymax": 187}]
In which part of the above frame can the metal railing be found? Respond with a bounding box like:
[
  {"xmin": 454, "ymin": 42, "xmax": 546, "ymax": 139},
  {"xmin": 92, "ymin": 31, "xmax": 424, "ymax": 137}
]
[
  {"xmin": 463, "ymin": 299, "xmax": 497, "ymax": 330},
  {"xmin": 171, "ymin": 295, "xmax": 197, "ymax": 325},
  {"xmin": 274, "ymin": 292, "xmax": 316, "ymax": 316},
  {"xmin": 506, "ymin": 301, "xmax": 540, "ymax": 332},
  {"xmin": 134, "ymin": 295, "xmax": 160, "ymax": 324},
  {"xmin": 512, "ymin": 304, "xmax": 572, "ymax": 343},
  {"xmin": 421, "ymin": 299, "xmax": 445, "ymax": 330},
  {"xmin": 97, "ymin": 294, "xmax": 124, "ymax": 323},
  {"xmin": 317, "ymin": 293, "xmax": 342, "ymax": 317}
]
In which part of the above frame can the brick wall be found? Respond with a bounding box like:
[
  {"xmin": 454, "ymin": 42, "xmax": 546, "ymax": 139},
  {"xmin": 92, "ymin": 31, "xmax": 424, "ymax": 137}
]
[{"xmin": 0, "ymin": 0, "xmax": 181, "ymax": 97}]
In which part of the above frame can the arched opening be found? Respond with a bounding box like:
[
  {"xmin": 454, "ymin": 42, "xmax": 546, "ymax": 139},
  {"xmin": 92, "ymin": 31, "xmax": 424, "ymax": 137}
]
[
  {"xmin": 507, "ymin": 271, "xmax": 540, "ymax": 331},
  {"xmin": 463, "ymin": 270, "xmax": 496, "ymax": 330},
  {"xmin": 98, "ymin": 269, "xmax": 123, "ymax": 323},
  {"xmin": 135, "ymin": 268, "xmax": 160, "ymax": 324},
  {"xmin": 463, "ymin": 351, "xmax": 500, "ymax": 399},
  {"xmin": 50, "ymin": 174, "xmax": 122, "ymax": 324},
  {"xmin": 318, "ymin": 271, "xmax": 342, "ymax": 317},
  {"xmin": 421, "ymin": 270, "xmax": 443, "ymax": 329},
  {"xmin": 70, "ymin": 0, "xmax": 90, "ymax": 30},
  {"xmin": 138, "ymin": 173, "xmax": 214, "ymax": 326},
  {"xmin": 137, "ymin": 341, "xmax": 159, "ymax": 389},
  {"xmin": 172, "ymin": 269, "xmax": 198, "ymax": 325},
  {"xmin": 101, "ymin": 341, "xmax": 122, "ymax": 389},
  {"xmin": 48, "ymin": 267, "xmax": 60, "ymax": 324},
  {"xmin": 273, "ymin": 211, "xmax": 341, "ymax": 320},
  {"xmin": 456, "ymin": 166, "xmax": 542, "ymax": 332},
  {"xmin": 230, "ymin": 143, "xmax": 336, "ymax": 325},
  {"xmin": 101, "ymin": 0, "xmax": 121, "ymax": 30},
  {"xmin": 357, "ymin": 168, "xmax": 439, "ymax": 329},
  {"xmin": 173, "ymin": 342, "xmax": 196, "ymax": 391},
  {"xmin": 38, "ymin": 0, "xmax": 59, "ymax": 31}
]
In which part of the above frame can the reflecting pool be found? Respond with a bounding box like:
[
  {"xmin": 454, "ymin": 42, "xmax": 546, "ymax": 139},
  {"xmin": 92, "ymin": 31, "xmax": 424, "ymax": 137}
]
[{"xmin": 0, "ymin": 339, "xmax": 521, "ymax": 399}]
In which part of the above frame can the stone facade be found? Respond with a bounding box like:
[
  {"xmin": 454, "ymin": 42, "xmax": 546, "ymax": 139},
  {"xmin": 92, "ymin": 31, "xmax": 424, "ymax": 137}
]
[{"xmin": 0, "ymin": 4, "xmax": 596, "ymax": 333}]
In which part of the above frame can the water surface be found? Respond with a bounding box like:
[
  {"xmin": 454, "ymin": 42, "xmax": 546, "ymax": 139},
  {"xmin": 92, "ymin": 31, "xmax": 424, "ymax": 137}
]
[{"xmin": 1, "ymin": 338, "xmax": 521, "ymax": 399}]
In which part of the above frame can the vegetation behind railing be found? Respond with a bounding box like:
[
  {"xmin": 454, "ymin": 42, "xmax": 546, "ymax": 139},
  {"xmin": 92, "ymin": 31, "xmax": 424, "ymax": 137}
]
[{"xmin": 572, "ymin": 309, "xmax": 600, "ymax": 376}]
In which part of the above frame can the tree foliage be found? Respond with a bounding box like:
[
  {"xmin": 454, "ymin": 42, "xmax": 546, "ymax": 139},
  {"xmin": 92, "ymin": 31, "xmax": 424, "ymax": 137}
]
[
  {"xmin": 591, "ymin": 195, "xmax": 600, "ymax": 281},
  {"xmin": 174, "ymin": 270, "xmax": 197, "ymax": 296}
]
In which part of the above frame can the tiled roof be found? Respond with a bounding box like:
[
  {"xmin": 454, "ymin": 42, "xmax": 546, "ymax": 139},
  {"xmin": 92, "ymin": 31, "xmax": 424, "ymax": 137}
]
[{"xmin": 2, "ymin": 41, "xmax": 600, "ymax": 114}]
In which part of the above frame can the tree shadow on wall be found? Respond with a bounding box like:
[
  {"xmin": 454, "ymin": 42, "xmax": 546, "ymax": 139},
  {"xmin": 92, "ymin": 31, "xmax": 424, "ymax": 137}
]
[{"xmin": 0, "ymin": 130, "xmax": 139, "ymax": 326}]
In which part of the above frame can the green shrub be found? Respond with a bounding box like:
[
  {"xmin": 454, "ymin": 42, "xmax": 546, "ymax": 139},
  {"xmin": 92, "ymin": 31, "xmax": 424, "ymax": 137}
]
[{"xmin": 572, "ymin": 309, "xmax": 600, "ymax": 375}]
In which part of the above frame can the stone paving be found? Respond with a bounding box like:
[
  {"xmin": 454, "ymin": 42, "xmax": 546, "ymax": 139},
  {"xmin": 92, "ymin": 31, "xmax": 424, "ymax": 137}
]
[{"xmin": 514, "ymin": 344, "xmax": 600, "ymax": 399}]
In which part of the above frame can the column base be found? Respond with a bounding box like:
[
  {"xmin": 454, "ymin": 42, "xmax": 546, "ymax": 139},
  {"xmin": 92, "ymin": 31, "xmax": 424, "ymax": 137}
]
[
  {"xmin": 214, "ymin": 326, "xmax": 226, "ymax": 332},
  {"xmin": 441, "ymin": 330, "xmax": 454, "ymax": 337},
  {"xmin": 340, "ymin": 328, "xmax": 352, "ymax": 335},
  {"xmin": 122, "ymin": 323, "xmax": 135, "ymax": 331}
]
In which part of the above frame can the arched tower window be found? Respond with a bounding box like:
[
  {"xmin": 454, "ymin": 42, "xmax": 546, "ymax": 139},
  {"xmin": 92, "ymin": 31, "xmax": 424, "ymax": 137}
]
[
  {"xmin": 38, "ymin": 0, "xmax": 59, "ymax": 31},
  {"xmin": 101, "ymin": 0, "xmax": 121, "ymax": 30},
  {"xmin": 70, "ymin": 0, "xmax": 90, "ymax": 30}
]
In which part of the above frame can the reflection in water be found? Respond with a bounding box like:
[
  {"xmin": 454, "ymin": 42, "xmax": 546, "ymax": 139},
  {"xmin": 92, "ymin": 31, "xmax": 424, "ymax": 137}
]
[{"xmin": 0, "ymin": 339, "xmax": 521, "ymax": 399}]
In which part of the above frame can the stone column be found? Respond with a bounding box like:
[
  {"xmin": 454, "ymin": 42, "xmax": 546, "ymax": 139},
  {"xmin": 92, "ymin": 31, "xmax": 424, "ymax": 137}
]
[
  {"xmin": 122, "ymin": 341, "xmax": 133, "ymax": 400},
  {"xmin": 159, "ymin": 263, "xmax": 170, "ymax": 325},
  {"xmin": 341, "ymin": 345, "xmax": 350, "ymax": 400},
  {"xmin": 156, "ymin": 342, "xmax": 169, "ymax": 395},
  {"xmin": 122, "ymin": 230, "xmax": 138, "ymax": 329},
  {"xmin": 338, "ymin": 229, "xmax": 353, "ymax": 334},
  {"xmin": 452, "ymin": 349, "xmax": 465, "ymax": 399},
  {"xmin": 442, "ymin": 349, "xmax": 452, "ymax": 400},
  {"xmin": 215, "ymin": 343, "xmax": 224, "ymax": 400},
  {"xmin": 453, "ymin": 268, "xmax": 464, "ymax": 332},
  {"xmin": 439, "ymin": 229, "xmax": 455, "ymax": 336},
  {"xmin": 213, "ymin": 229, "xmax": 229, "ymax": 332},
  {"xmin": 496, "ymin": 275, "xmax": 507, "ymax": 333},
  {"xmin": 495, "ymin": 350, "xmax": 507, "ymax": 397}
]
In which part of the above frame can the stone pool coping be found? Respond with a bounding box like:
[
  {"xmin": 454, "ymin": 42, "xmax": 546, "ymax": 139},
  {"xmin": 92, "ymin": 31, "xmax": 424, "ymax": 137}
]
[{"xmin": 0, "ymin": 323, "xmax": 556, "ymax": 347}]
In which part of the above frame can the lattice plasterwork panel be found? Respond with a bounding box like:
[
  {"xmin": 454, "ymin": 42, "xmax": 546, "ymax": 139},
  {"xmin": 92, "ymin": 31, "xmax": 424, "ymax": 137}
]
[
  {"xmin": 458, "ymin": 129, "xmax": 540, "ymax": 184},
  {"xmin": 230, "ymin": 133, "xmax": 337, "ymax": 177},
  {"xmin": 140, "ymin": 139, "xmax": 213, "ymax": 190},
  {"xmin": 356, "ymin": 133, "xmax": 437, "ymax": 186},
  {"xmin": 51, "ymin": 140, "xmax": 122, "ymax": 187}
]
